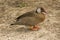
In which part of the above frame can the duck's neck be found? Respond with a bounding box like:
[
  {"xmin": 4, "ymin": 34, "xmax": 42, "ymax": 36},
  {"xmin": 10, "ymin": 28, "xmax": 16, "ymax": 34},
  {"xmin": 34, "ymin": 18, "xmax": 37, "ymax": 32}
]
[{"xmin": 38, "ymin": 13, "xmax": 45, "ymax": 22}]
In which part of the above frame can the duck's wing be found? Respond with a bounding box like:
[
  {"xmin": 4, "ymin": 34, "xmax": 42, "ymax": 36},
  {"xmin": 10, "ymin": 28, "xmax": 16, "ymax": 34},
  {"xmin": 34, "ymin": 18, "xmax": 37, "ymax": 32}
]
[
  {"xmin": 15, "ymin": 16, "xmax": 41, "ymax": 26},
  {"xmin": 16, "ymin": 11, "xmax": 35, "ymax": 21}
]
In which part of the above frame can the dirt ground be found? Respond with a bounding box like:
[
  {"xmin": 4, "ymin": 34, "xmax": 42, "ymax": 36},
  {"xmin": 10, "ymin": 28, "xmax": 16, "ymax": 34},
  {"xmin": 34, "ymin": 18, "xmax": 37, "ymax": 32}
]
[{"xmin": 0, "ymin": 0, "xmax": 60, "ymax": 40}]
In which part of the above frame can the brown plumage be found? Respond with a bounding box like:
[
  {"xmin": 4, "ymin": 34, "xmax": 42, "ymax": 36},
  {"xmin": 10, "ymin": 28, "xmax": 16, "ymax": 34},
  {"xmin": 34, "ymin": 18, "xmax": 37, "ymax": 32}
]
[{"xmin": 11, "ymin": 7, "xmax": 46, "ymax": 30}]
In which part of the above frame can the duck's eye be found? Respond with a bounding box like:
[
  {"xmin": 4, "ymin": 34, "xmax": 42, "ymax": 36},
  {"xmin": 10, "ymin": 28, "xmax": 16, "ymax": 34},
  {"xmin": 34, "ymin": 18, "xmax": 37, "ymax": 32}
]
[{"xmin": 36, "ymin": 8, "xmax": 41, "ymax": 13}]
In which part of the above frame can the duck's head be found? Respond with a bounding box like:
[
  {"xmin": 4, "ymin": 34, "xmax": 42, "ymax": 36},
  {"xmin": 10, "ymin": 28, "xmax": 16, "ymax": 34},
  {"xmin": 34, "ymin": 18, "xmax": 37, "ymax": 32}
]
[{"xmin": 36, "ymin": 7, "xmax": 46, "ymax": 15}]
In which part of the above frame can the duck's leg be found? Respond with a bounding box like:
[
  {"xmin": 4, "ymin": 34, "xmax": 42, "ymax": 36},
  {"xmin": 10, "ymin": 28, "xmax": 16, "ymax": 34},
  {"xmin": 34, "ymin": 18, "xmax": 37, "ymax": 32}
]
[{"xmin": 29, "ymin": 25, "xmax": 40, "ymax": 31}]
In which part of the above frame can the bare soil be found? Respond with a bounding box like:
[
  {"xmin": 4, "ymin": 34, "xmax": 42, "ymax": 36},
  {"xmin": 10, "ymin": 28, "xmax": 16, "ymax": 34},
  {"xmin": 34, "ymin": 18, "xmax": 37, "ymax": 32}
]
[{"xmin": 0, "ymin": 0, "xmax": 60, "ymax": 40}]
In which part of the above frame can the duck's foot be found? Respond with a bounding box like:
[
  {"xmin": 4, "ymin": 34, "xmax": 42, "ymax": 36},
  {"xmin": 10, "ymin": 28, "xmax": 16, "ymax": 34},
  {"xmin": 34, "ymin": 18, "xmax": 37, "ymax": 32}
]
[{"xmin": 29, "ymin": 25, "xmax": 40, "ymax": 31}]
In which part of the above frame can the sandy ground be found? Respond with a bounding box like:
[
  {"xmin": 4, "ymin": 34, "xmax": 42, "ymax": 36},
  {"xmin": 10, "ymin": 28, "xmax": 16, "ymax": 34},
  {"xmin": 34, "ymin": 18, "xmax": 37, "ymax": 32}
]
[{"xmin": 0, "ymin": 0, "xmax": 60, "ymax": 40}]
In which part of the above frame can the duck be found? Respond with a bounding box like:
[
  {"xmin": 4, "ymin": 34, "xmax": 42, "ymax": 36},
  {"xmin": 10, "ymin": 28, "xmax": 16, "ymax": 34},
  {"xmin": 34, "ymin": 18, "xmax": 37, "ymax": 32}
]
[{"xmin": 11, "ymin": 7, "xmax": 46, "ymax": 31}]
